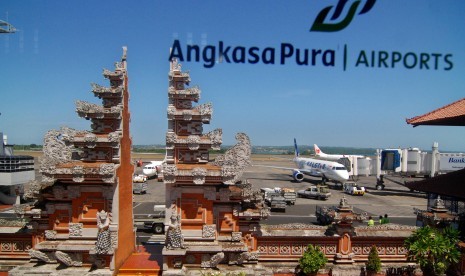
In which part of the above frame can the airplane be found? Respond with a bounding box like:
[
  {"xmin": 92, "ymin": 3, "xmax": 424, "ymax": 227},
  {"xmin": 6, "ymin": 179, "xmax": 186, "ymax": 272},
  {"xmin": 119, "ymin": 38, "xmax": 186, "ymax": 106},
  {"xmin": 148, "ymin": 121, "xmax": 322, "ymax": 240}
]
[
  {"xmin": 258, "ymin": 139, "xmax": 350, "ymax": 184},
  {"xmin": 313, "ymin": 144, "xmax": 365, "ymax": 161},
  {"xmin": 142, "ymin": 160, "xmax": 164, "ymax": 178}
]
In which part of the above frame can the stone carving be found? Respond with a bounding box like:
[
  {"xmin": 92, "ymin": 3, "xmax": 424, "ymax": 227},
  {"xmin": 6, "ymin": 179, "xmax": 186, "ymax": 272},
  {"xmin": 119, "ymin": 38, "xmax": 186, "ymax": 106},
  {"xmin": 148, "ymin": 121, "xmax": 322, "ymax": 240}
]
[
  {"xmin": 95, "ymin": 210, "xmax": 112, "ymax": 255},
  {"xmin": 205, "ymin": 128, "xmax": 222, "ymax": 150},
  {"xmin": 29, "ymin": 249, "xmax": 55, "ymax": 263},
  {"xmin": 55, "ymin": 250, "xmax": 82, "ymax": 267},
  {"xmin": 110, "ymin": 229, "xmax": 118, "ymax": 252},
  {"xmin": 236, "ymin": 252, "xmax": 253, "ymax": 264},
  {"xmin": 69, "ymin": 223, "xmax": 83, "ymax": 237},
  {"xmin": 214, "ymin": 133, "xmax": 251, "ymax": 184},
  {"xmin": 40, "ymin": 128, "xmax": 76, "ymax": 175},
  {"xmin": 91, "ymin": 83, "xmax": 123, "ymax": 95},
  {"xmin": 165, "ymin": 208, "xmax": 186, "ymax": 250},
  {"xmin": 356, "ymin": 224, "xmax": 418, "ymax": 231},
  {"xmin": 0, "ymin": 218, "xmax": 27, "ymax": 227},
  {"xmin": 76, "ymin": 100, "xmax": 104, "ymax": 117},
  {"xmin": 194, "ymin": 103, "xmax": 213, "ymax": 121},
  {"xmin": 30, "ymin": 209, "xmax": 41, "ymax": 219},
  {"xmin": 99, "ymin": 163, "xmax": 114, "ymax": 175},
  {"xmin": 84, "ymin": 132, "xmax": 97, "ymax": 143},
  {"xmin": 163, "ymin": 164, "xmax": 178, "ymax": 184},
  {"xmin": 201, "ymin": 252, "xmax": 224, "ymax": 268},
  {"xmin": 202, "ymin": 224, "xmax": 216, "ymax": 238},
  {"xmin": 72, "ymin": 166, "xmax": 85, "ymax": 183},
  {"xmin": 170, "ymin": 58, "xmax": 182, "ymax": 71},
  {"xmin": 103, "ymin": 68, "xmax": 123, "ymax": 79},
  {"xmin": 167, "ymin": 105, "xmax": 176, "ymax": 119},
  {"xmin": 231, "ymin": 232, "xmax": 242, "ymax": 242},
  {"xmin": 192, "ymin": 167, "xmax": 207, "ymax": 184},
  {"xmin": 187, "ymin": 135, "xmax": 200, "ymax": 150},
  {"xmin": 182, "ymin": 110, "xmax": 192, "ymax": 121},
  {"xmin": 107, "ymin": 131, "xmax": 121, "ymax": 143},
  {"xmin": 45, "ymin": 230, "xmax": 57, "ymax": 240}
]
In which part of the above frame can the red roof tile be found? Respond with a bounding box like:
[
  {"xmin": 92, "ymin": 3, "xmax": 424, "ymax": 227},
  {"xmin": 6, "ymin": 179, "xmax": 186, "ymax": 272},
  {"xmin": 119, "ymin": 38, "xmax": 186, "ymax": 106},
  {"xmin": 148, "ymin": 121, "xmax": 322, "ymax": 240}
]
[{"xmin": 406, "ymin": 98, "xmax": 465, "ymax": 127}]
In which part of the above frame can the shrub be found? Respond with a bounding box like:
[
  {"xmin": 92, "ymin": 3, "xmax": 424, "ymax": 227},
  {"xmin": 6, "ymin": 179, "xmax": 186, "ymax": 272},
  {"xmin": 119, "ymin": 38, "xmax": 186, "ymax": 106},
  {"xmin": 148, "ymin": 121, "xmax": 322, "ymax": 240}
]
[
  {"xmin": 366, "ymin": 245, "xmax": 381, "ymax": 273},
  {"xmin": 404, "ymin": 226, "xmax": 460, "ymax": 276},
  {"xmin": 299, "ymin": 244, "xmax": 328, "ymax": 275}
]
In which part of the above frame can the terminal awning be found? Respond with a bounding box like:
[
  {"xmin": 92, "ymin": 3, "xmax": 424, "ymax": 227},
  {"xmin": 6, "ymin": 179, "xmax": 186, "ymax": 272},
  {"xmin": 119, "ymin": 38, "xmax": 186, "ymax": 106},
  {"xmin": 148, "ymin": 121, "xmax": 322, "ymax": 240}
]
[
  {"xmin": 405, "ymin": 169, "xmax": 465, "ymax": 201},
  {"xmin": 406, "ymin": 97, "xmax": 465, "ymax": 127}
]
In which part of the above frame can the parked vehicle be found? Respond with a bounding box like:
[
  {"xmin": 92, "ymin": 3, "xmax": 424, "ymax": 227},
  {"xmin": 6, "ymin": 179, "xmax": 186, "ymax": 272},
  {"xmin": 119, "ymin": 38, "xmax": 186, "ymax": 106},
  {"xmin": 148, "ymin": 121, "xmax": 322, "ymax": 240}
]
[
  {"xmin": 133, "ymin": 174, "xmax": 148, "ymax": 183},
  {"xmin": 297, "ymin": 185, "xmax": 331, "ymax": 200},
  {"xmin": 343, "ymin": 181, "xmax": 365, "ymax": 196},
  {"xmin": 134, "ymin": 205, "xmax": 165, "ymax": 234},
  {"xmin": 268, "ymin": 187, "xmax": 297, "ymax": 205},
  {"xmin": 260, "ymin": 188, "xmax": 287, "ymax": 211},
  {"xmin": 133, "ymin": 181, "xmax": 148, "ymax": 194}
]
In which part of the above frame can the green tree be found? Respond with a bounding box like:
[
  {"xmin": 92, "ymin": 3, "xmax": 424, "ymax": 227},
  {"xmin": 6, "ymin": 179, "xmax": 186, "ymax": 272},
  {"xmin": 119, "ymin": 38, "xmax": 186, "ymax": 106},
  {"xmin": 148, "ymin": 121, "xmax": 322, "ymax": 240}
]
[
  {"xmin": 298, "ymin": 244, "xmax": 327, "ymax": 275},
  {"xmin": 404, "ymin": 226, "xmax": 460, "ymax": 276},
  {"xmin": 365, "ymin": 245, "xmax": 381, "ymax": 274}
]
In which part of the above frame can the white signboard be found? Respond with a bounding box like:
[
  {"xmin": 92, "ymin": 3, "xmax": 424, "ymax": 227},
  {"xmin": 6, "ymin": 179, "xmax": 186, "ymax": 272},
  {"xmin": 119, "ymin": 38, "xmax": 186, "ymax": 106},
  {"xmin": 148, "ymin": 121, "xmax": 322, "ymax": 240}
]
[{"xmin": 439, "ymin": 154, "xmax": 465, "ymax": 172}]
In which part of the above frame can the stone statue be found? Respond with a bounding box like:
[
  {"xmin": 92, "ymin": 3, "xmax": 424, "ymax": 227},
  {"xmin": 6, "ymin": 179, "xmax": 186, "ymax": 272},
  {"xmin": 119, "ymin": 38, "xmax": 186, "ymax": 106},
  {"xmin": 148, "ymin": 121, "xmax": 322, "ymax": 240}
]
[
  {"xmin": 165, "ymin": 211, "xmax": 186, "ymax": 250},
  {"xmin": 95, "ymin": 210, "xmax": 112, "ymax": 255}
]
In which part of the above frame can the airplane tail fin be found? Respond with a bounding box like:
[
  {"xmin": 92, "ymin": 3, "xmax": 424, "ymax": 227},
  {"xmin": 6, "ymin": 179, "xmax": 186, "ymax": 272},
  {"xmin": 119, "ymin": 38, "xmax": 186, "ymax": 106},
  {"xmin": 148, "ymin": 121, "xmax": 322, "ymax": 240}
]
[
  {"xmin": 294, "ymin": 138, "xmax": 299, "ymax": 157},
  {"xmin": 314, "ymin": 144, "xmax": 322, "ymax": 155}
]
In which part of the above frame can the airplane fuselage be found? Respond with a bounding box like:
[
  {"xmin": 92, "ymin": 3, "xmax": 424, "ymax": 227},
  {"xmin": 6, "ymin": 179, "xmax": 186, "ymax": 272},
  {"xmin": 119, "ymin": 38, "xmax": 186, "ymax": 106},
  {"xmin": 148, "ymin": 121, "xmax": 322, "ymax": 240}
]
[{"xmin": 293, "ymin": 156, "xmax": 349, "ymax": 183}]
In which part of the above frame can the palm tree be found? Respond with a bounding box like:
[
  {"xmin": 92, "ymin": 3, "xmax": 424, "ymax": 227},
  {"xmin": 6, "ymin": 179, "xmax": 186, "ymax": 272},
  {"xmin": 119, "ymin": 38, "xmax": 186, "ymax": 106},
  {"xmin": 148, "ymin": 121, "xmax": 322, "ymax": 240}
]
[{"xmin": 404, "ymin": 226, "xmax": 460, "ymax": 276}]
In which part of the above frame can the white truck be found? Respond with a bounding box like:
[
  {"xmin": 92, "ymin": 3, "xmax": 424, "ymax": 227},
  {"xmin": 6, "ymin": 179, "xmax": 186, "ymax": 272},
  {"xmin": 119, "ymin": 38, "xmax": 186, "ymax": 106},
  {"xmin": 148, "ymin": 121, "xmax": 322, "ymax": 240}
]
[
  {"xmin": 297, "ymin": 185, "xmax": 331, "ymax": 200},
  {"xmin": 134, "ymin": 205, "xmax": 165, "ymax": 234},
  {"xmin": 343, "ymin": 181, "xmax": 365, "ymax": 196}
]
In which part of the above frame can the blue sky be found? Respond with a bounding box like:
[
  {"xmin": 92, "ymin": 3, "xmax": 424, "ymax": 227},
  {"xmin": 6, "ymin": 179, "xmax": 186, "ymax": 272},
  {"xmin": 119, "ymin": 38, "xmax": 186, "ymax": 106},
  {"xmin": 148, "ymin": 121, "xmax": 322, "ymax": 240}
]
[{"xmin": 1, "ymin": 1, "xmax": 465, "ymax": 152}]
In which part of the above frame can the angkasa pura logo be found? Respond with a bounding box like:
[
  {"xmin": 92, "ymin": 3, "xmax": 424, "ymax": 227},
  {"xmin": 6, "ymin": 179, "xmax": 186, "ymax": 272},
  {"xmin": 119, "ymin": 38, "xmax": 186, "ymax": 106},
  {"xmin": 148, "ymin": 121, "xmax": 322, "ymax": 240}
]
[{"xmin": 310, "ymin": 0, "xmax": 376, "ymax": 32}]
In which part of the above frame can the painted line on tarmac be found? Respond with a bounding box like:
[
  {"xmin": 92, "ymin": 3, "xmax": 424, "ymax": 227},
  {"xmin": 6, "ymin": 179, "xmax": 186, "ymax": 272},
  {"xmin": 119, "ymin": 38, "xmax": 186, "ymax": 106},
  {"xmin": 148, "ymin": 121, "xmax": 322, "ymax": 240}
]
[{"xmin": 133, "ymin": 202, "xmax": 142, "ymax": 209}]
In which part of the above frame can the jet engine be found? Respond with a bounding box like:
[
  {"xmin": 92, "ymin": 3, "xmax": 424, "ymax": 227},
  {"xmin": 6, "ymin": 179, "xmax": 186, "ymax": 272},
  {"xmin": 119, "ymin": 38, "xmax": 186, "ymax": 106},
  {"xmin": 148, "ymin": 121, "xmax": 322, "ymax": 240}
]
[{"xmin": 292, "ymin": 170, "xmax": 304, "ymax": 182}]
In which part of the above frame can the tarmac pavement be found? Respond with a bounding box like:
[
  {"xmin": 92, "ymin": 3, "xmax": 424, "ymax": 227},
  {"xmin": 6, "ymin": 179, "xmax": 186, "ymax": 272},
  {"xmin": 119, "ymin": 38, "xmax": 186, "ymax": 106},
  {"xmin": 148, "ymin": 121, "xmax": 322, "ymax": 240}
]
[{"xmin": 133, "ymin": 156, "xmax": 428, "ymax": 225}]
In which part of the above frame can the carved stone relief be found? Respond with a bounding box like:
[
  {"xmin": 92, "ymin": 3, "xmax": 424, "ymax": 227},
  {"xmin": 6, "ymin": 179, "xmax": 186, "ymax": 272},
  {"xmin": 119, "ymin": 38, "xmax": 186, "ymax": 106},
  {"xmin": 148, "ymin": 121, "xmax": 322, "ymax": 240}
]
[
  {"xmin": 29, "ymin": 249, "xmax": 56, "ymax": 263},
  {"xmin": 69, "ymin": 223, "xmax": 83, "ymax": 237},
  {"xmin": 55, "ymin": 250, "xmax": 82, "ymax": 267},
  {"xmin": 192, "ymin": 167, "xmax": 207, "ymax": 184},
  {"xmin": 202, "ymin": 224, "xmax": 216, "ymax": 239},
  {"xmin": 201, "ymin": 252, "xmax": 224, "ymax": 268},
  {"xmin": 45, "ymin": 230, "xmax": 57, "ymax": 240}
]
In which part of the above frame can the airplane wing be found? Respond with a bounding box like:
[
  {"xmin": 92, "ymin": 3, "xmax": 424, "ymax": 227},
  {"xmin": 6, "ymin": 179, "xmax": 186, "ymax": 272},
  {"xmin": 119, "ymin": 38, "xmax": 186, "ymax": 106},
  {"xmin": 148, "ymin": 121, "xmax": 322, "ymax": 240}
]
[{"xmin": 253, "ymin": 165, "xmax": 321, "ymax": 177}]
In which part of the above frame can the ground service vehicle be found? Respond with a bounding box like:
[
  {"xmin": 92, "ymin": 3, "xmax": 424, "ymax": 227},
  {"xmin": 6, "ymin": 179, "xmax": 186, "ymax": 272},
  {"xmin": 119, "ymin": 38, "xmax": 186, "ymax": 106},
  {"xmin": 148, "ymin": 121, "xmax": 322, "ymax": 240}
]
[
  {"xmin": 260, "ymin": 188, "xmax": 287, "ymax": 212},
  {"xmin": 134, "ymin": 205, "xmax": 165, "ymax": 234},
  {"xmin": 270, "ymin": 187, "xmax": 296, "ymax": 205},
  {"xmin": 133, "ymin": 182, "xmax": 148, "ymax": 194},
  {"xmin": 133, "ymin": 174, "xmax": 148, "ymax": 183},
  {"xmin": 297, "ymin": 185, "xmax": 331, "ymax": 200},
  {"xmin": 343, "ymin": 181, "xmax": 365, "ymax": 196}
]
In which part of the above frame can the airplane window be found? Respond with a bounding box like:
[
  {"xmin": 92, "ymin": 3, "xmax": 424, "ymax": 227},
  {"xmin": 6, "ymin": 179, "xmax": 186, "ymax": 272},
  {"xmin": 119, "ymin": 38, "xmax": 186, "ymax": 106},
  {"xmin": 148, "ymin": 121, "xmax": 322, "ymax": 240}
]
[{"xmin": 335, "ymin": 167, "xmax": 345, "ymax": 170}]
